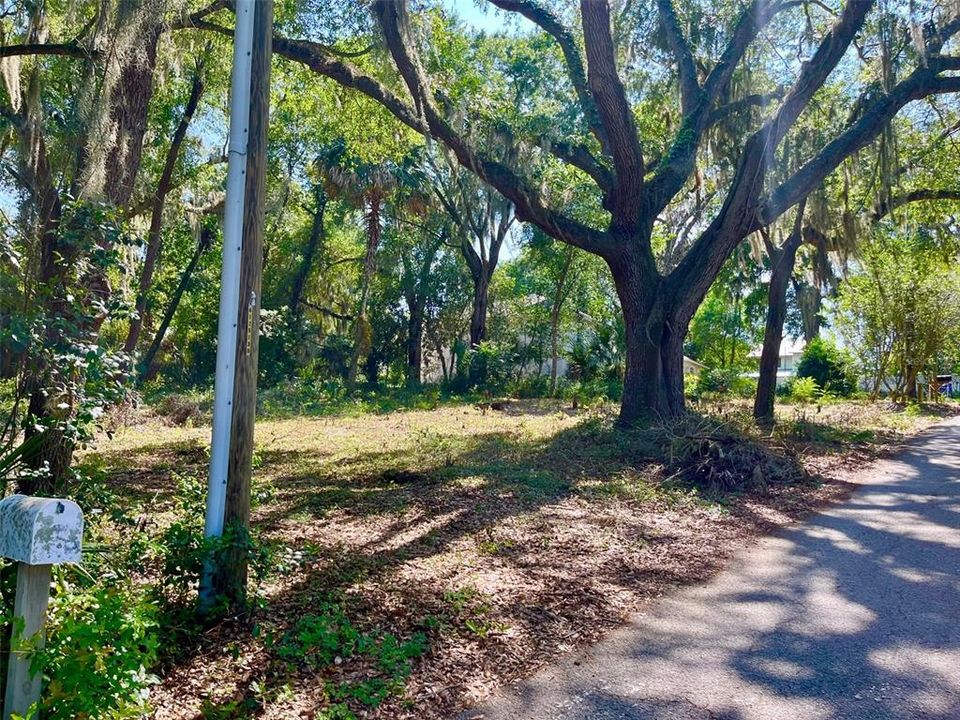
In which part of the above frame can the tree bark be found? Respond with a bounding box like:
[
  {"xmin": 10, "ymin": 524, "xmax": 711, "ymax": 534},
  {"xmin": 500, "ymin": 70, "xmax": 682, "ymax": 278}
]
[
  {"xmin": 289, "ymin": 184, "xmax": 327, "ymax": 323},
  {"xmin": 104, "ymin": 28, "xmax": 161, "ymax": 207},
  {"xmin": 793, "ymin": 280, "xmax": 822, "ymax": 342},
  {"xmin": 347, "ymin": 194, "xmax": 382, "ymax": 391},
  {"xmin": 467, "ymin": 271, "xmax": 492, "ymax": 386},
  {"xmin": 610, "ymin": 249, "xmax": 686, "ymax": 425},
  {"xmin": 549, "ymin": 246, "xmax": 575, "ymax": 394},
  {"xmin": 407, "ymin": 296, "xmax": 424, "ymax": 386},
  {"xmin": 754, "ymin": 215, "xmax": 805, "ymax": 422},
  {"xmin": 140, "ymin": 228, "xmax": 214, "ymax": 382},
  {"xmin": 124, "ymin": 69, "xmax": 205, "ymax": 358},
  {"xmin": 214, "ymin": 0, "xmax": 272, "ymax": 606},
  {"xmin": 469, "ymin": 271, "xmax": 491, "ymax": 350},
  {"xmin": 549, "ymin": 303, "xmax": 561, "ymax": 393}
]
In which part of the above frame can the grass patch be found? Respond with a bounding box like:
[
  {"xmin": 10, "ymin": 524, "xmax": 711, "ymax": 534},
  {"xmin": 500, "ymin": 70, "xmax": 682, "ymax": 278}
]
[{"xmin": 84, "ymin": 397, "xmax": 949, "ymax": 719}]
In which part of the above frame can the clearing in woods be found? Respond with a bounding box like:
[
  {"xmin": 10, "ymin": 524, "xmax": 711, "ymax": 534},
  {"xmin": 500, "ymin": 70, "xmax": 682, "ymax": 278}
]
[{"xmin": 91, "ymin": 400, "xmax": 952, "ymax": 719}]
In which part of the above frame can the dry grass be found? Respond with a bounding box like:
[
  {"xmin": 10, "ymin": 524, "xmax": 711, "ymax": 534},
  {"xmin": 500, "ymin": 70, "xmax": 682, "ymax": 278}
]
[{"xmin": 89, "ymin": 398, "xmax": 956, "ymax": 719}]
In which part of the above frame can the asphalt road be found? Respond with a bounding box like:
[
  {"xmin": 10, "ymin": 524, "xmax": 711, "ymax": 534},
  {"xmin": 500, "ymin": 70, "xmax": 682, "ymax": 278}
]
[{"xmin": 463, "ymin": 417, "xmax": 960, "ymax": 720}]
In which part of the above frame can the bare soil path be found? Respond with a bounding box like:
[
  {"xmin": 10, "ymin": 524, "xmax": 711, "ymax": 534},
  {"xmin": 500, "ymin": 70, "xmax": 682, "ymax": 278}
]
[{"xmin": 464, "ymin": 417, "xmax": 960, "ymax": 720}]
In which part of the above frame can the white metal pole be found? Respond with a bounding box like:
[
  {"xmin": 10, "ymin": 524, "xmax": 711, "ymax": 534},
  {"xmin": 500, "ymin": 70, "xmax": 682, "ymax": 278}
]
[{"xmin": 200, "ymin": 0, "xmax": 256, "ymax": 605}]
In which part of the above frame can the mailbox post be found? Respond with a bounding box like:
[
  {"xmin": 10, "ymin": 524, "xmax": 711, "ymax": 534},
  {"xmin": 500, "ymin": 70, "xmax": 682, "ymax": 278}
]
[{"xmin": 0, "ymin": 495, "xmax": 83, "ymax": 720}]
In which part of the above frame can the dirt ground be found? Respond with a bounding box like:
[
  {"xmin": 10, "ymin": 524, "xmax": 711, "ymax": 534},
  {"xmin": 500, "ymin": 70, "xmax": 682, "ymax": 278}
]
[{"xmin": 92, "ymin": 399, "xmax": 956, "ymax": 719}]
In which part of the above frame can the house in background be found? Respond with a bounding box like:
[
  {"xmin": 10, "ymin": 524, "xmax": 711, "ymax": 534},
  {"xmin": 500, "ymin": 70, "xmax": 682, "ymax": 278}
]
[
  {"xmin": 744, "ymin": 337, "xmax": 805, "ymax": 386},
  {"xmin": 683, "ymin": 356, "xmax": 706, "ymax": 375}
]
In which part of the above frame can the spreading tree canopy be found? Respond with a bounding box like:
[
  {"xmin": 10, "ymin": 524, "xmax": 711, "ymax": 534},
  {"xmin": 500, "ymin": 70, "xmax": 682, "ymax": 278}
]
[{"xmin": 187, "ymin": 0, "xmax": 960, "ymax": 423}]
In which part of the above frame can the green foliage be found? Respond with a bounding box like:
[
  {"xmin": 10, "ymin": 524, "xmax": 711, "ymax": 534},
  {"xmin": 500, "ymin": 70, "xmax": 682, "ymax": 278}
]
[
  {"xmin": 689, "ymin": 368, "xmax": 756, "ymax": 399},
  {"xmin": 273, "ymin": 603, "xmax": 428, "ymax": 713},
  {"xmin": 0, "ymin": 459, "xmax": 160, "ymax": 719},
  {"xmin": 465, "ymin": 342, "xmax": 516, "ymax": 394},
  {"xmin": 788, "ymin": 376, "xmax": 820, "ymax": 404},
  {"xmin": 836, "ymin": 230, "xmax": 960, "ymax": 400},
  {"xmin": 39, "ymin": 577, "xmax": 159, "ymax": 720},
  {"xmin": 686, "ymin": 244, "xmax": 766, "ymax": 371},
  {"xmin": 796, "ymin": 338, "xmax": 857, "ymax": 397},
  {"xmin": 442, "ymin": 586, "xmax": 506, "ymax": 638}
]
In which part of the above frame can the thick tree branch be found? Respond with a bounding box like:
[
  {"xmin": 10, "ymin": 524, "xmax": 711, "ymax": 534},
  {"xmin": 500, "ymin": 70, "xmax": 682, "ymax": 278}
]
[
  {"xmin": 665, "ymin": 0, "xmax": 874, "ymax": 314},
  {"xmin": 646, "ymin": 0, "xmax": 788, "ymax": 213},
  {"xmin": 927, "ymin": 14, "xmax": 960, "ymax": 53},
  {"xmin": 706, "ymin": 88, "xmax": 786, "ymax": 127},
  {"xmin": 929, "ymin": 54, "xmax": 960, "ymax": 71},
  {"xmin": 763, "ymin": 70, "xmax": 960, "ymax": 223},
  {"xmin": 484, "ymin": 0, "xmax": 608, "ymax": 153},
  {"xmin": 656, "ymin": 0, "xmax": 701, "ymax": 114},
  {"xmin": 185, "ymin": 17, "xmax": 432, "ymax": 136},
  {"xmin": 870, "ymin": 188, "xmax": 960, "ymax": 221},
  {"xmin": 0, "ymin": 42, "xmax": 94, "ymax": 59},
  {"xmin": 372, "ymin": 0, "xmax": 614, "ymax": 255},
  {"xmin": 580, "ymin": 0, "xmax": 644, "ymax": 233},
  {"xmin": 701, "ymin": 0, "xmax": 784, "ymax": 104},
  {"xmin": 546, "ymin": 138, "xmax": 614, "ymax": 193}
]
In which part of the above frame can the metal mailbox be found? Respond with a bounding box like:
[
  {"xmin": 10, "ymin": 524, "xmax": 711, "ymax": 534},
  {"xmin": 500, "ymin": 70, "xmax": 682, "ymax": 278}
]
[{"xmin": 0, "ymin": 494, "xmax": 83, "ymax": 566}]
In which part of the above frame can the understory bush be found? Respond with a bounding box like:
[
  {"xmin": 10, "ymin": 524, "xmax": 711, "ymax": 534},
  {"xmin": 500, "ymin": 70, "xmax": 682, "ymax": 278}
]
[
  {"xmin": 0, "ymin": 457, "xmax": 160, "ymax": 719},
  {"xmin": 689, "ymin": 367, "xmax": 756, "ymax": 400},
  {"xmin": 788, "ymin": 376, "xmax": 820, "ymax": 403},
  {"xmin": 39, "ymin": 576, "xmax": 159, "ymax": 720},
  {"xmin": 796, "ymin": 338, "xmax": 857, "ymax": 397},
  {"xmin": 271, "ymin": 602, "xmax": 428, "ymax": 718}
]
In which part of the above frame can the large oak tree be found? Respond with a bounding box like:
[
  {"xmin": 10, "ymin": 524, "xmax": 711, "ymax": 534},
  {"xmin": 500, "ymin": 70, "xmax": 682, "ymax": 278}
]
[{"xmin": 191, "ymin": 0, "xmax": 960, "ymax": 423}]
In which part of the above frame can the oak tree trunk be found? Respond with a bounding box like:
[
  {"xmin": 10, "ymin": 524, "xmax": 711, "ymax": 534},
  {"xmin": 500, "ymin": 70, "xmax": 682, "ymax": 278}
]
[
  {"xmin": 467, "ymin": 271, "xmax": 492, "ymax": 386},
  {"xmin": 610, "ymin": 253, "xmax": 686, "ymax": 425}
]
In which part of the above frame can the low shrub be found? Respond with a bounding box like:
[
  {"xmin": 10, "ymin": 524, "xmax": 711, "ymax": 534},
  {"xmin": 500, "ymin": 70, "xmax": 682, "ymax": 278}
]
[
  {"xmin": 511, "ymin": 374, "xmax": 551, "ymax": 398},
  {"xmin": 689, "ymin": 368, "xmax": 756, "ymax": 400},
  {"xmin": 272, "ymin": 602, "xmax": 428, "ymax": 715},
  {"xmin": 0, "ymin": 451, "xmax": 161, "ymax": 719},
  {"xmin": 789, "ymin": 376, "xmax": 820, "ymax": 404},
  {"xmin": 796, "ymin": 338, "xmax": 857, "ymax": 397},
  {"xmin": 39, "ymin": 577, "xmax": 159, "ymax": 720}
]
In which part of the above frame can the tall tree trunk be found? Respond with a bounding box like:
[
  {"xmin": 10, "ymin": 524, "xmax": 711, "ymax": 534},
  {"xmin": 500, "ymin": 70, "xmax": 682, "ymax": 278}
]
[
  {"xmin": 347, "ymin": 195, "xmax": 382, "ymax": 391},
  {"xmin": 754, "ymin": 224, "xmax": 805, "ymax": 422},
  {"xmin": 289, "ymin": 184, "xmax": 327, "ymax": 323},
  {"xmin": 407, "ymin": 296, "xmax": 424, "ymax": 386},
  {"xmin": 104, "ymin": 28, "xmax": 161, "ymax": 208},
  {"xmin": 467, "ymin": 270, "xmax": 491, "ymax": 386},
  {"xmin": 19, "ymin": 90, "xmax": 70, "ymax": 495},
  {"xmin": 793, "ymin": 280, "xmax": 822, "ymax": 342},
  {"xmin": 140, "ymin": 228, "xmax": 213, "ymax": 382},
  {"xmin": 214, "ymin": 0, "xmax": 272, "ymax": 606},
  {"xmin": 549, "ymin": 304, "xmax": 561, "ymax": 394},
  {"xmin": 21, "ymin": 23, "xmax": 161, "ymax": 493},
  {"xmin": 124, "ymin": 69, "xmax": 205, "ymax": 358},
  {"xmin": 549, "ymin": 246, "xmax": 575, "ymax": 394},
  {"xmin": 610, "ymin": 251, "xmax": 686, "ymax": 425},
  {"xmin": 469, "ymin": 271, "xmax": 490, "ymax": 349},
  {"xmin": 754, "ymin": 205, "xmax": 806, "ymax": 422}
]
